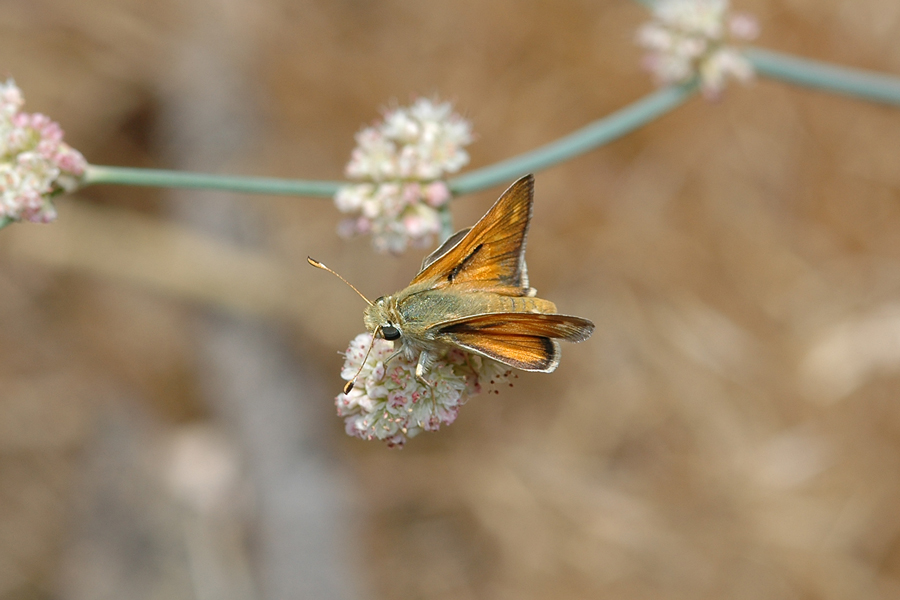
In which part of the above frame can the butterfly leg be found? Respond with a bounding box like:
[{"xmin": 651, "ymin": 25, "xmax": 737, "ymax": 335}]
[
  {"xmin": 415, "ymin": 351, "xmax": 436, "ymax": 387},
  {"xmin": 383, "ymin": 349, "xmax": 402, "ymax": 365}
]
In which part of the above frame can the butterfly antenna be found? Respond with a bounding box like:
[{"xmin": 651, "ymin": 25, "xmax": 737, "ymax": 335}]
[
  {"xmin": 342, "ymin": 327, "xmax": 381, "ymax": 394},
  {"xmin": 307, "ymin": 257, "xmax": 374, "ymax": 306}
]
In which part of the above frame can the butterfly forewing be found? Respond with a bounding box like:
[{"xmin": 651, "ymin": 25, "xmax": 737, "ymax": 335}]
[{"xmin": 411, "ymin": 174, "xmax": 534, "ymax": 295}]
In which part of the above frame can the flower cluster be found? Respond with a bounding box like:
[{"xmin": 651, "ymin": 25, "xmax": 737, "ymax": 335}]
[
  {"xmin": 636, "ymin": 0, "xmax": 759, "ymax": 98},
  {"xmin": 0, "ymin": 79, "xmax": 87, "ymax": 223},
  {"xmin": 336, "ymin": 98, "xmax": 473, "ymax": 253},
  {"xmin": 335, "ymin": 332, "xmax": 512, "ymax": 448}
]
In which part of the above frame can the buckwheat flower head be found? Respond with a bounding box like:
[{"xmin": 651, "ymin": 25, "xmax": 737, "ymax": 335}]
[
  {"xmin": 636, "ymin": 0, "xmax": 759, "ymax": 98},
  {"xmin": 0, "ymin": 79, "xmax": 87, "ymax": 224},
  {"xmin": 336, "ymin": 98, "xmax": 472, "ymax": 253},
  {"xmin": 335, "ymin": 332, "xmax": 511, "ymax": 448}
]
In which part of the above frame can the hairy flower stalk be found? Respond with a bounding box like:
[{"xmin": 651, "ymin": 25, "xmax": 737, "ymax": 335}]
[
  {"xmin": 335, "ymin": 98, "xmax": 473, "ymax": 253},
  {"xmin": 637, "ymin": 0, "xmax": 759, "ymax": 98},
  {"xmin": 0, "ymin": 79, "xmax": 87, "ymax": 223},
  {"xmin": 335, "ymin": 332, "xmax": 511, "ymax": 447}
]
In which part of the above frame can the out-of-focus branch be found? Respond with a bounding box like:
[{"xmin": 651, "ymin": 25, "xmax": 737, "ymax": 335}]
[
  {"xmin": 0, "ymin": 201, "xmax": 328, "ymax": 333},
  {"xmin": 746, "ymin": 47, "xmax": 900, "ymax": 106}
]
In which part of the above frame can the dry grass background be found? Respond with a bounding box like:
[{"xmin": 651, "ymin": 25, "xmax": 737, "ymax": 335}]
[{"xmin": 2, "ymin": 0, "xmax": 900, "ymax": 598}]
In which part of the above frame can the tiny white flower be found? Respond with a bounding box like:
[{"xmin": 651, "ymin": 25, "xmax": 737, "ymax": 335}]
[
  {"xmin": 701, "ymin": 46, "xmax": 755, "ymax": 97},
  {"xmin": 335, "ymin": 98, "xmax": 473, "ymax": 253},
  {"xmin": 409, "ymin": 97, "xmax": 452, "ymax": 123},
  {"xmin": 636, "ymin": 0, "xmax": 759, "ymax": 98}
]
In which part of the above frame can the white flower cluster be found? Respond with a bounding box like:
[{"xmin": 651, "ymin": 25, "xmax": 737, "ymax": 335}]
[
  {"xmin": 636, "ymin": 0, "xmax": 759, "ymax": 98},
  {"xmin": 336, "ymin": 98, "xmax": 473, "ymax": 253},
  {"xmin": 0, "ymin": 79, "xmax": 87, "ymax": 223},
  {"xmin": 336, "ymin": 332, "xmax": 511, "ymax": 448}
]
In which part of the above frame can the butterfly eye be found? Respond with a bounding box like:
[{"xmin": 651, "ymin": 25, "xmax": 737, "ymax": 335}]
[{"xmin": 381, "ymin": 325, "xmax": 401, "ymax": 340}]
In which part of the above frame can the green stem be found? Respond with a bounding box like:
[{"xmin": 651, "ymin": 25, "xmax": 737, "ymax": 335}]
[
  {"xmin": 448, "ymin": 82, "xmax": 696, "ymax": 195},
  {"xmin": 83, "ymin": 165, "xmax": 342, "ymax": 197},
  {"xmin": 0, "ymin": 217, "xmax": 11, "ymax": 230},
  {"xmin": 745, "ymin": 47, "xmax": 900, "ymax": 106}
]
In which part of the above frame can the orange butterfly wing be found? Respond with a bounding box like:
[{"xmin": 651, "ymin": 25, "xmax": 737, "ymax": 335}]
[
  {"xmin": 411, "ymin": 174, "xmax": 534, "ymax": 295},
  {"xmin": 434, "ymin": 313, "xmax": 595, "ymax": 372}
]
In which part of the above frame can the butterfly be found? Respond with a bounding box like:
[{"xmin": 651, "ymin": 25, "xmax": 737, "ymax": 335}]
[{"xmin": 309, "ymin": 174, "xmax": 594, "ymax": 392}]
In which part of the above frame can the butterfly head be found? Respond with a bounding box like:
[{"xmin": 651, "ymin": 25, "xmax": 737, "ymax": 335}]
[{"xmin": 364, "ymin": 295, "xmax": 403, "ymax": 341}]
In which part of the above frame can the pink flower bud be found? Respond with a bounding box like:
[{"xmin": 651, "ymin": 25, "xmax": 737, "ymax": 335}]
[{"xmin": 729, "ymin": 13, "xmax": 760, "ymax": 40}]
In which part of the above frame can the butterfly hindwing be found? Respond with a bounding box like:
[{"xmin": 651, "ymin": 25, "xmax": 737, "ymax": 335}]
[
  {"xmin": 450, "ymin": 333, "xmax": 561, "ymax": 372},
  {"xmin": 420, "ymin": 227, "xmax": 471, "ymax": 272},
  {"xmin": 432, "ymin": 312, "xmax": 595, "ymax": 372}
]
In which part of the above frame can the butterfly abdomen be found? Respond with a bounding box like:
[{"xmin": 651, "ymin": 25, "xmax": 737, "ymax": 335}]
[{"xmin": 504, "ymin": 295, "xmax": 557, "ymax": 314}]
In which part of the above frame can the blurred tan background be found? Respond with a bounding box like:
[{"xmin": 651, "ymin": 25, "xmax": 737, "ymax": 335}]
[{"xmin": 2, "ymin": 0, "xmax": 900, "ymax": 598}]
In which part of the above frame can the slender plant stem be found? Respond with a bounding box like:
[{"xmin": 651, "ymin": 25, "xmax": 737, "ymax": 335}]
[
  {"xmin": 448, "ymin": 82, "xmax": 697, "ymax": 195},
  {"xmin": 83, "ymin": 165, "xmax": 343, "ymax": 197},
  {"xmin": 746, "ymin": 47, "xmax": 900, "ymax": 106}
]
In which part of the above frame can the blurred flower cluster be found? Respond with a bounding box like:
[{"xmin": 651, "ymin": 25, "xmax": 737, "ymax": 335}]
[
  {"xmin": 336, "ymin": 332, "xmax": 511, "ymax": 448},
  {"xmin": 335, "ymin": 98, "xmax": 473, "ymax": 253},
  {"xmin": 636, "ymin": 0, "xmax": 759, "ymax": 98},
  {"xmin": 0, "ymin": 79, "xmax": 86, "ymax": 223}
]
